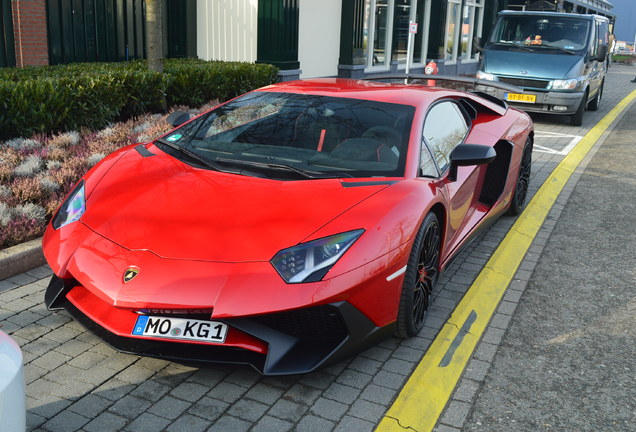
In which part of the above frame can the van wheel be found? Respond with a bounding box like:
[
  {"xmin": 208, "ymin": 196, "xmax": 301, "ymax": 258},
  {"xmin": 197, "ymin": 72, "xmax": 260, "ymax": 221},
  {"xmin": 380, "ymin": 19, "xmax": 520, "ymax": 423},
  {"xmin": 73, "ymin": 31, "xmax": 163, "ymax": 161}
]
[
  {"xmin": 570, "ymin": 94, "xmax": 586, "ymax": 126},
  {"xmin": 587, "ymin": 82, "xmax": 603, "ymax": 111}
]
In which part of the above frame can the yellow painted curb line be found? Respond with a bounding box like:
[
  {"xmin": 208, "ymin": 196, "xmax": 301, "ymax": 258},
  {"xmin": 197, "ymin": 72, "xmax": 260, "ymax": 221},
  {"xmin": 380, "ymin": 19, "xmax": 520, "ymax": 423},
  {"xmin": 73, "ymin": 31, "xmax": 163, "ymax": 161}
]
[{"xmin": 376, "ymin": 89, "xmax": 636, "ymax": 432}]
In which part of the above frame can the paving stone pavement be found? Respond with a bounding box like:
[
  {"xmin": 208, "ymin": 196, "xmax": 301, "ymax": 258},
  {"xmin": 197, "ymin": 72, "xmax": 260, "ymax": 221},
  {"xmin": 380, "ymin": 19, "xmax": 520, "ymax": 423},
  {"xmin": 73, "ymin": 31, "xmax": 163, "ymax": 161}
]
[{"xmin": 1, "ymin": 64, "xmax": 634, "ymax": 432}]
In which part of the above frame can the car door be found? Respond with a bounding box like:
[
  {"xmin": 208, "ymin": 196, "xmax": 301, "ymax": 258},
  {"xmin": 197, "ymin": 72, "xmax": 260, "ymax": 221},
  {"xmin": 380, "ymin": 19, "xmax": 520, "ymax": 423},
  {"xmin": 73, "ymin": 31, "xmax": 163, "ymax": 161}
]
[{"xmin": 420, "ymin": 99, "xmax": 484, "ymax": 259}]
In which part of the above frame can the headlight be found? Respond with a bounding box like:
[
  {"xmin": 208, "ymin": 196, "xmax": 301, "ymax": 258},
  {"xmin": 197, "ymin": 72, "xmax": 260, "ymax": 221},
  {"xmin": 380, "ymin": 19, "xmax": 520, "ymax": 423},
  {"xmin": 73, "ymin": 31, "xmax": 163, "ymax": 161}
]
[
  {"xmin": 550, "ymin": 79, "xmax": 578, "ymax": 90},
  {"xmin": 52, "ymin": 180, "xmax": 86, "ymax": 230},
  {"xmin": 476, "ymin": 71, "xmax": 496, "ymax": 81},
  {"xmin": 271, "ymin": 229, "xmax": 364, "ymax": 283}
]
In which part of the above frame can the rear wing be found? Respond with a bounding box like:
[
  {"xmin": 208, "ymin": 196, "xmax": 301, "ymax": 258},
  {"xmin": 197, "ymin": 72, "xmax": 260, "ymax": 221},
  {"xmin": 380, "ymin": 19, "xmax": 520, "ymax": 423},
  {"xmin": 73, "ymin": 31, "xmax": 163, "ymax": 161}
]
[{"xmin": 367, "ymin": 74, "xmax": 526, "ymax": 114}]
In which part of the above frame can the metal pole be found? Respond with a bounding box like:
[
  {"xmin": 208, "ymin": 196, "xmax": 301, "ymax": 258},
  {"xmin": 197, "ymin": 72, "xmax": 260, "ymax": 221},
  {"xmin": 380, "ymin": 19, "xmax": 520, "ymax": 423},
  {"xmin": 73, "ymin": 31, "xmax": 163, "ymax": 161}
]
[{"xmin": 406, "ymin": 27, "xmax": 414, "ymax": 76}]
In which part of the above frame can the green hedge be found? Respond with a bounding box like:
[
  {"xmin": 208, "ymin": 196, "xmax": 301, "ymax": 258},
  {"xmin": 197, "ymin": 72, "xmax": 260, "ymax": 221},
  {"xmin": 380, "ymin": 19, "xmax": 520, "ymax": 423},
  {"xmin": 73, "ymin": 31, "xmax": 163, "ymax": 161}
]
[
  {"xmin": 611, "ymin": 54, "xmax": 636, "ymax": 64},
  {"xmin": 0, "ymin": 59, "xmax": 279, "ymax": 140}
]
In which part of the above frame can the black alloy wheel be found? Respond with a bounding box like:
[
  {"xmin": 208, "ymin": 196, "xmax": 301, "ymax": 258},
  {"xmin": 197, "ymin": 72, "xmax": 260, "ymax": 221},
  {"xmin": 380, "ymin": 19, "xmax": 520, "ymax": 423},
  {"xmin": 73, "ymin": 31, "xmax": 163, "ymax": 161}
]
[
  {"xmin": 507, "ymin": 139, "xmax": 533, "ymax": 216},
  {"xmin": 396, "ymin": 212, "xmax": 441, "ymax": 337}
]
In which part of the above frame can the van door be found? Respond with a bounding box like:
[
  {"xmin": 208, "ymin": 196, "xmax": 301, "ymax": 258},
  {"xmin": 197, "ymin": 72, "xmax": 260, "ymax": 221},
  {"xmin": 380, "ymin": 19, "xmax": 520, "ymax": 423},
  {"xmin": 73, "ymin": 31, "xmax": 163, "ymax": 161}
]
[{"xmin": 588, "ymin": 19, "xmax": 607, "ymax": 108}]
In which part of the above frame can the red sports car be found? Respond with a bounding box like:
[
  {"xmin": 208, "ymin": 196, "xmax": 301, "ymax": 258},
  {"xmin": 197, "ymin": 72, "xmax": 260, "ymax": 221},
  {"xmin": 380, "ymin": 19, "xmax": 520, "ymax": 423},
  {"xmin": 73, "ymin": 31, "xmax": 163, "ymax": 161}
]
[{"xmin": 43, "ymin": 78, "xmax": 533, "ymax": 375}]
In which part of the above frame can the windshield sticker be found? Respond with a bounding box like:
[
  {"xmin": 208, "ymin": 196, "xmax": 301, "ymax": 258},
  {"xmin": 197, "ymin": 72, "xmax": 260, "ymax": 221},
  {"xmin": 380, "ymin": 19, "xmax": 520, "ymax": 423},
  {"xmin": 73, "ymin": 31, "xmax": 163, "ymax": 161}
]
[{"xmin": 166, "ymin": 134, "xmax": 182, "ymax": 142}]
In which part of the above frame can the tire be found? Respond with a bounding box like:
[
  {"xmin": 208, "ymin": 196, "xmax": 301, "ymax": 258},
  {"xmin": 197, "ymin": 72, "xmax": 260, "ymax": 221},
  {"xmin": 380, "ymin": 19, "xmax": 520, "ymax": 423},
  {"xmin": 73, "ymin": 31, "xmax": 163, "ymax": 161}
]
[
  {"xmin": 396, "ymin": 212, "xmax": 441, "ymax": 338},
  {"xmin": 587, "ymin": 82, "xmax": 603, "ymax": 111},
  {"xmin": 507, "ymin": 138, "xmax": 532, "ymax": 216},
  {"xmin": 570, "ymin": 93, "xmax": 586, "ymax": 126}
]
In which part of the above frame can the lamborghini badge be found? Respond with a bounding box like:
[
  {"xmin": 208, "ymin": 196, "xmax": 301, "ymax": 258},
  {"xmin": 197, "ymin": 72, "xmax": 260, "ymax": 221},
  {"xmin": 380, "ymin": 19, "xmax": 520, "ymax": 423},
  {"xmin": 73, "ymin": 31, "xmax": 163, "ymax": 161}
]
[{"xmin": 123, "ymin": 268, "xmax": 139, "ymax": 283}]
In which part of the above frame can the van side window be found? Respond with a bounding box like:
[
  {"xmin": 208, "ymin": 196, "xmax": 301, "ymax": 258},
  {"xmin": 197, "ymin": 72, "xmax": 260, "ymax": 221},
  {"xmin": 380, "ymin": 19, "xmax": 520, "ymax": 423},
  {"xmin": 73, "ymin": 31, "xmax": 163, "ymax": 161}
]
[
  {"xmin": 598, "ymin": 21, "xmax": 609, "ymax": 46},
  {"xmin": 589, "ymin": 23, "xmax": 598, "ymax": 57}
]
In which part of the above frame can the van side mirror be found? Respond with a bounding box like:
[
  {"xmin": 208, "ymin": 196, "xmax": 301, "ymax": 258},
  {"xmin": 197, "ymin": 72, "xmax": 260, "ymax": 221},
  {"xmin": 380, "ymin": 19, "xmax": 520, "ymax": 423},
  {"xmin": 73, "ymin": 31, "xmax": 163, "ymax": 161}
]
[
  {"xmin": 166, "ymin": 111, "xmax": 191, "ymax": 127},
  {"xmin": 448, "ymin": 144, "xmax": 496, "ymax": 181},
  {"xmin": 595, "ymin": 45, "xmax": 608, "ymax": 62},
  {"xmin": 473, "ymin": 36, "xmax": 484, "ymax": 53}
]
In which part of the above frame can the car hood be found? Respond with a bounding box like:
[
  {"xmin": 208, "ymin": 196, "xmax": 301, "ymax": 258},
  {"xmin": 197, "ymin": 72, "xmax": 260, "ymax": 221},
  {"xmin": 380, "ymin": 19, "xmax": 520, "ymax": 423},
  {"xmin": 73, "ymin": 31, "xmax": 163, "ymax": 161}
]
[
  {"xmin": 81, "ymin": 145, "xmax": 389, "ymax": 262},
  {"xmin": 483, "ymin": 49, "xmax": 583, "ymax": 80}
]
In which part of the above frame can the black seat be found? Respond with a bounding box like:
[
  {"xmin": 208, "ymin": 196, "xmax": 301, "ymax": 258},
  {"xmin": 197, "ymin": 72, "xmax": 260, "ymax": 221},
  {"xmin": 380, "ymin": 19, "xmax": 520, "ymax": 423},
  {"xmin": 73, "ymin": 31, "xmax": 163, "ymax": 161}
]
[{"xmin": 331, "ymin": 137, "xmax": 384, "ymax": 161}]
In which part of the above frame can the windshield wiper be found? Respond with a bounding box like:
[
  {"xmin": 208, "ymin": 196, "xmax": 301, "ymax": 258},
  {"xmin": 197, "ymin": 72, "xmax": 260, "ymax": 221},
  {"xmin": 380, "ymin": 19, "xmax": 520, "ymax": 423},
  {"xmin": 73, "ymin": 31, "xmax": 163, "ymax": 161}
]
[
  {"xmin": 531, "ymin": 45, "xmax": 576, "ymax": 55},
  {"xmin": 156, "ymin": 138, "xmax": 233, "ymax": 173},
  {"xmin": 489, "ymin": 42, "xmax": 534, "ymax": 52},
  {"xmin": 215, "ymin": 158, "xmax": 351, "ymax": 179}
]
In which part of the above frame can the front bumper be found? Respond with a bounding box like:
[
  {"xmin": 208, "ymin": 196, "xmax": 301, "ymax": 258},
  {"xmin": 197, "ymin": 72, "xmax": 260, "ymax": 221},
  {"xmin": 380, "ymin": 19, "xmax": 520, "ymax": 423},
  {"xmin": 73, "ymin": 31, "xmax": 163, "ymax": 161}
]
[
  {"xmin": 477, "ymin": 85, "xmax": 584, "ymax": 115},
  {"xmin": 46, "ymin": 275, "xmax": 394, "ymax": 375}
]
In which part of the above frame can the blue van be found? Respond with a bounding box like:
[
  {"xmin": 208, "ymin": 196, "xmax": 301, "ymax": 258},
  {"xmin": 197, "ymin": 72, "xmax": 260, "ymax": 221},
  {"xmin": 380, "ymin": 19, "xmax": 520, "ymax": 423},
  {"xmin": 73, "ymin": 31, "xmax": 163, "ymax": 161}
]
[{"xmin": 475, "ymin": 11, "xmax": 609, "ymax": 126}]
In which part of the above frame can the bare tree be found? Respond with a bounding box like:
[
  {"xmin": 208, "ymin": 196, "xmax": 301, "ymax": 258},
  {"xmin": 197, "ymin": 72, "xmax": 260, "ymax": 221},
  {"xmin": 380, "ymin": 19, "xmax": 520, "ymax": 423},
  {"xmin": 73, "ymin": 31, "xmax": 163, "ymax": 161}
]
[{"xmin": 146, "ymin": 0, "xmax": 163, "ymax": 73}]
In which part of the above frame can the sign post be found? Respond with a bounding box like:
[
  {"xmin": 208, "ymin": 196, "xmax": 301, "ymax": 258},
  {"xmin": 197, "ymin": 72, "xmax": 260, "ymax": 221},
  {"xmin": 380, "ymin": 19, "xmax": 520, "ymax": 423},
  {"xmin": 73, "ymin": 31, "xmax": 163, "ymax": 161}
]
[{"xmin": 406, "ymin": 22, "xmax": 418, "ymax": 78}]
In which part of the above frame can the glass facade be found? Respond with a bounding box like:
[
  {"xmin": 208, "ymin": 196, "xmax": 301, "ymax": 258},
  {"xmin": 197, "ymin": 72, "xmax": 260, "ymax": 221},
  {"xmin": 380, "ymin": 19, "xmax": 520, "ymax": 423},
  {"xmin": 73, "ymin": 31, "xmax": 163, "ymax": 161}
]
[
  {"xmin": 362, "ymin": 0, "xmax": 483, "ymax": 71},
  {"xmin": 364, "ymin": 0, "xmax": 434, "ymax": 70},
  {"xmin": 443, "ymin": 0, "xmax": 483, "ymax": 63}
]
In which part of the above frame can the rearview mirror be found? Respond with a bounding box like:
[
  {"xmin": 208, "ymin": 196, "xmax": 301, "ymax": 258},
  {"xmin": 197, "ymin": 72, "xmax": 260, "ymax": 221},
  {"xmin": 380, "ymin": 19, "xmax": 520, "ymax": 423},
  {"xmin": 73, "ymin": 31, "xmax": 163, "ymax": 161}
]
[
  {"xmin": 473, "ymin": 36, "xmax": 484, "ymax": 53},
  {"xmin": 166, "ymin": 111, "xmax": 191, "ymax": 128},
  {"xmin": 448, "ymin": 143, "xmax": 496, "ymax": 181},
  {"xmin": 594, "ymin": 45, "xmax": 608, "ymax": 62}
]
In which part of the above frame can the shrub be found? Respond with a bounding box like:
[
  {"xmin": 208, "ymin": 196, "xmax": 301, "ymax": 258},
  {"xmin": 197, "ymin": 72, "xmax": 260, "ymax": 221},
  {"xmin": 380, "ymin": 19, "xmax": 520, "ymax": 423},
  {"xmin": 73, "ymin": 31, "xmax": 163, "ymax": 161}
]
[
  {"xmin": 163, "ymin": 60, "xmax": 279, "ymax": 106},
  {"xmin": 0, "ymin": 59, "xmax": 278, "ymax": 140},
  {"xmin": 611, "ymin": 53, "xmax": 636, "ymax": 64}
]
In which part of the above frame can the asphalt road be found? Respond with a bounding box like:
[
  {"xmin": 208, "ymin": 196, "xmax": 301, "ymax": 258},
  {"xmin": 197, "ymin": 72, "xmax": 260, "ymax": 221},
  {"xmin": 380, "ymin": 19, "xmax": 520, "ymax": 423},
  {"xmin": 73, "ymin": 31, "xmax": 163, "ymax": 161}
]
[{"xmin": 462, "ymin": 89, "xmax": 636, "ymax": 432}]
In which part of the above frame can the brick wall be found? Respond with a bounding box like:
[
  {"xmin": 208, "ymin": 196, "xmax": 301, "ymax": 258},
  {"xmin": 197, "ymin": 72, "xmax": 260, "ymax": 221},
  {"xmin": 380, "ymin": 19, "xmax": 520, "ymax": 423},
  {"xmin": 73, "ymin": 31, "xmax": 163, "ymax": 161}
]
[{"xmin": 12, "ymin": 0, "xmax": 49, "ymax": 66}]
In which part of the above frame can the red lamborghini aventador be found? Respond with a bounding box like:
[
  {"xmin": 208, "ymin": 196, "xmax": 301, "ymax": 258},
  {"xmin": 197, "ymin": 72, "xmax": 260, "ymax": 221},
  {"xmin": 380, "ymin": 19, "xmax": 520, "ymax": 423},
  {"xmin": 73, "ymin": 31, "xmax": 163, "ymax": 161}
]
[{"xmin": 43, "ymin": 77, "xmax": 533, "ymax": 375}]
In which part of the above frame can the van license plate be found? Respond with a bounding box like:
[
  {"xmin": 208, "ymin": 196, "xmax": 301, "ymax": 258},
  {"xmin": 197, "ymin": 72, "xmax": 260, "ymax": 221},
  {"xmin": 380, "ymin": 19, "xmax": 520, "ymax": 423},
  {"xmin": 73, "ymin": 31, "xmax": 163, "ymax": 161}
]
[
  {"xmin": 132, "ymin": 315, "xmax": 228, "ymax": 343},
  {"xmin": 506, "ymin": 93, "xmax": 536, "ymax": 103}
]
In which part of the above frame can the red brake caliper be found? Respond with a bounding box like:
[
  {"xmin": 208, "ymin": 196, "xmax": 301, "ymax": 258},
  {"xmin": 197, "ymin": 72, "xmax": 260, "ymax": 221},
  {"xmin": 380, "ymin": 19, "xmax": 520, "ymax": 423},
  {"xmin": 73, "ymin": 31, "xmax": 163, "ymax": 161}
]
[{"xmin": 418, "ymin": 264, "xmax": 427, "ymax": 283}]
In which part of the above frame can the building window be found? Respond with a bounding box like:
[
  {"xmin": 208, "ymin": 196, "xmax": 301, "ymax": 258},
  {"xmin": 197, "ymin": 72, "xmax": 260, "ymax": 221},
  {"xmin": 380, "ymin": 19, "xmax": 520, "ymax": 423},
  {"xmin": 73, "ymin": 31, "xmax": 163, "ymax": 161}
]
[
  {"xmin": 394, "ymin": 0, "xmax": 411, "ymax": 64},
  {"xmin": 462, "ymin": 0, "xmax": 484, "ymax": 61},
  {"xmin": 364, "ymin": 0, "xmax": 431, "ymax": 70},
  {"xmin": 365, "ymin": 0, "xmax": 393, "ymax": 68},
  {"xmin": 413, "ymin": 0, "xmax": 432, "ymax": 65},
  {"xmin": 444, "ymin": 0, "xmax": 462, "ymax": 62},
  {"xmin": 444, "ymin": 0, "xmax": 483, "ymax": 63}
]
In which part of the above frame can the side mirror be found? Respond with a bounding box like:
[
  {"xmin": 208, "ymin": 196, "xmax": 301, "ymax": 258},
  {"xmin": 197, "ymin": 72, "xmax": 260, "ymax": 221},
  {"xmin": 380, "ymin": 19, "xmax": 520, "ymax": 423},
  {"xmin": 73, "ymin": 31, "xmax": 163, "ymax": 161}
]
[
  {"xmin": 166, "ymin": 110, "xmax": 190, "ymax": 127},
  {"xmin": 595, "ymin": 45, "xmax": 608, "ymax": 62},
  {"xmin": 473, "ymin": 36, "xmax": 484, "ymax": 53},
  {"xmin": 448, "ymin": 143, "xmax": 496, "ymax": 181}
]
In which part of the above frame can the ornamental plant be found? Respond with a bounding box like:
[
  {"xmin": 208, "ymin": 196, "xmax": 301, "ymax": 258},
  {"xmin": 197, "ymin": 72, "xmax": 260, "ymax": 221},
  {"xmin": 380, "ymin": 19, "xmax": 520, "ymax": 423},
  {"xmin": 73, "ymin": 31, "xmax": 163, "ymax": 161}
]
[{"xmin": 0, "ymin": 103, "xmax": 215, "ymax": 250}]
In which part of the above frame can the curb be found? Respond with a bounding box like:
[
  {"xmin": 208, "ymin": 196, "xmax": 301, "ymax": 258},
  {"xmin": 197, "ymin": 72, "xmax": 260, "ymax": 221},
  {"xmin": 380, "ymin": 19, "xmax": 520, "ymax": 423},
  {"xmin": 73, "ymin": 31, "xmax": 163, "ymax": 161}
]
[{"xmin": 0, "ymin": 238, "xmax": 46, "ymax": 281}]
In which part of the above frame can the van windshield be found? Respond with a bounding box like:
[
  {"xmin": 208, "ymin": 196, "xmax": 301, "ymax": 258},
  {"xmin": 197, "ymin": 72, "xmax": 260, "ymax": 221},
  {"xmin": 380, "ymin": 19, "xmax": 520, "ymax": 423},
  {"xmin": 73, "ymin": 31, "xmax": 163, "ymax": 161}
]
[{"xmin": 488, "ymin": 15, "xmax": 590, "ymax": 53}]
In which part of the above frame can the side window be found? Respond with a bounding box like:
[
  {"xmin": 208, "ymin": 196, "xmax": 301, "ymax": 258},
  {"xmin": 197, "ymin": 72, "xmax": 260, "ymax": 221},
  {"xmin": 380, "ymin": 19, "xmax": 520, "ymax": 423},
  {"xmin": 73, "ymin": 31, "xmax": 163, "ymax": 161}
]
[
  {"xmin": 421, "ymin": 101, "xmax": 469, "ymax": 174},
  {"xmin": 599, "ymin": 21, "xmax": 609, "ymax": 46},
  {"xmin": 420, "ymin": 144, "xmax": 438, "ymax": 177},
  {"xmin": 589, "ymin": 23, "xmax": 597, "ymax": 57}
]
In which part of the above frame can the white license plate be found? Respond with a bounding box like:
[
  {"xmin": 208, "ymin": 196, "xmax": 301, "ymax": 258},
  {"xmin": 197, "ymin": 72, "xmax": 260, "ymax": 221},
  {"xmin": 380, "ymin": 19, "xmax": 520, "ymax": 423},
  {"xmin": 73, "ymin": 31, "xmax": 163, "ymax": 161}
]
[{"xmin": 132, "ymin": 315, "xmax": 228, "ymax": 343}]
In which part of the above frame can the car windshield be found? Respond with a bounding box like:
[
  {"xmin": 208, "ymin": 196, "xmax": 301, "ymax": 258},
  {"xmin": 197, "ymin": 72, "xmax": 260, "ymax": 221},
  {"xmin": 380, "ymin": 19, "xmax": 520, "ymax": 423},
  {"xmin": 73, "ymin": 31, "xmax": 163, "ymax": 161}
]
[
  {"xmin": 157, "ymin": 92, "xmax": 414, "ymax": 179},
  {"xmin": 488, "ymin": 15, "xmax": 590, "ymax": 53}
]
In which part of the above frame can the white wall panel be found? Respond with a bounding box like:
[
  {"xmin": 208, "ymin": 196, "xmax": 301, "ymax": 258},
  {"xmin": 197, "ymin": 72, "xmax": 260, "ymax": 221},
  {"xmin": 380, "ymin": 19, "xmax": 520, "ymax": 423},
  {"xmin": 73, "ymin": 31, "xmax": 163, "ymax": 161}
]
[
  {"xmin": 299, "ymin": 0, "xmax": 342, "ymax": 78},
  {"xmin": 197, "ymin": 0, "xmax": 258, "ymax": 62}
]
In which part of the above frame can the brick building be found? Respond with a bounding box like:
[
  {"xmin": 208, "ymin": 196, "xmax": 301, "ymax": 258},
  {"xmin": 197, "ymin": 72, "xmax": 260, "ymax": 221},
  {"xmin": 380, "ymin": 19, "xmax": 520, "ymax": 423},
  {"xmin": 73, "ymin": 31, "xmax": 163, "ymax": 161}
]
[{"xmin": 8, "ymin": 0, "xmax": 49, "ymax": 66}]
